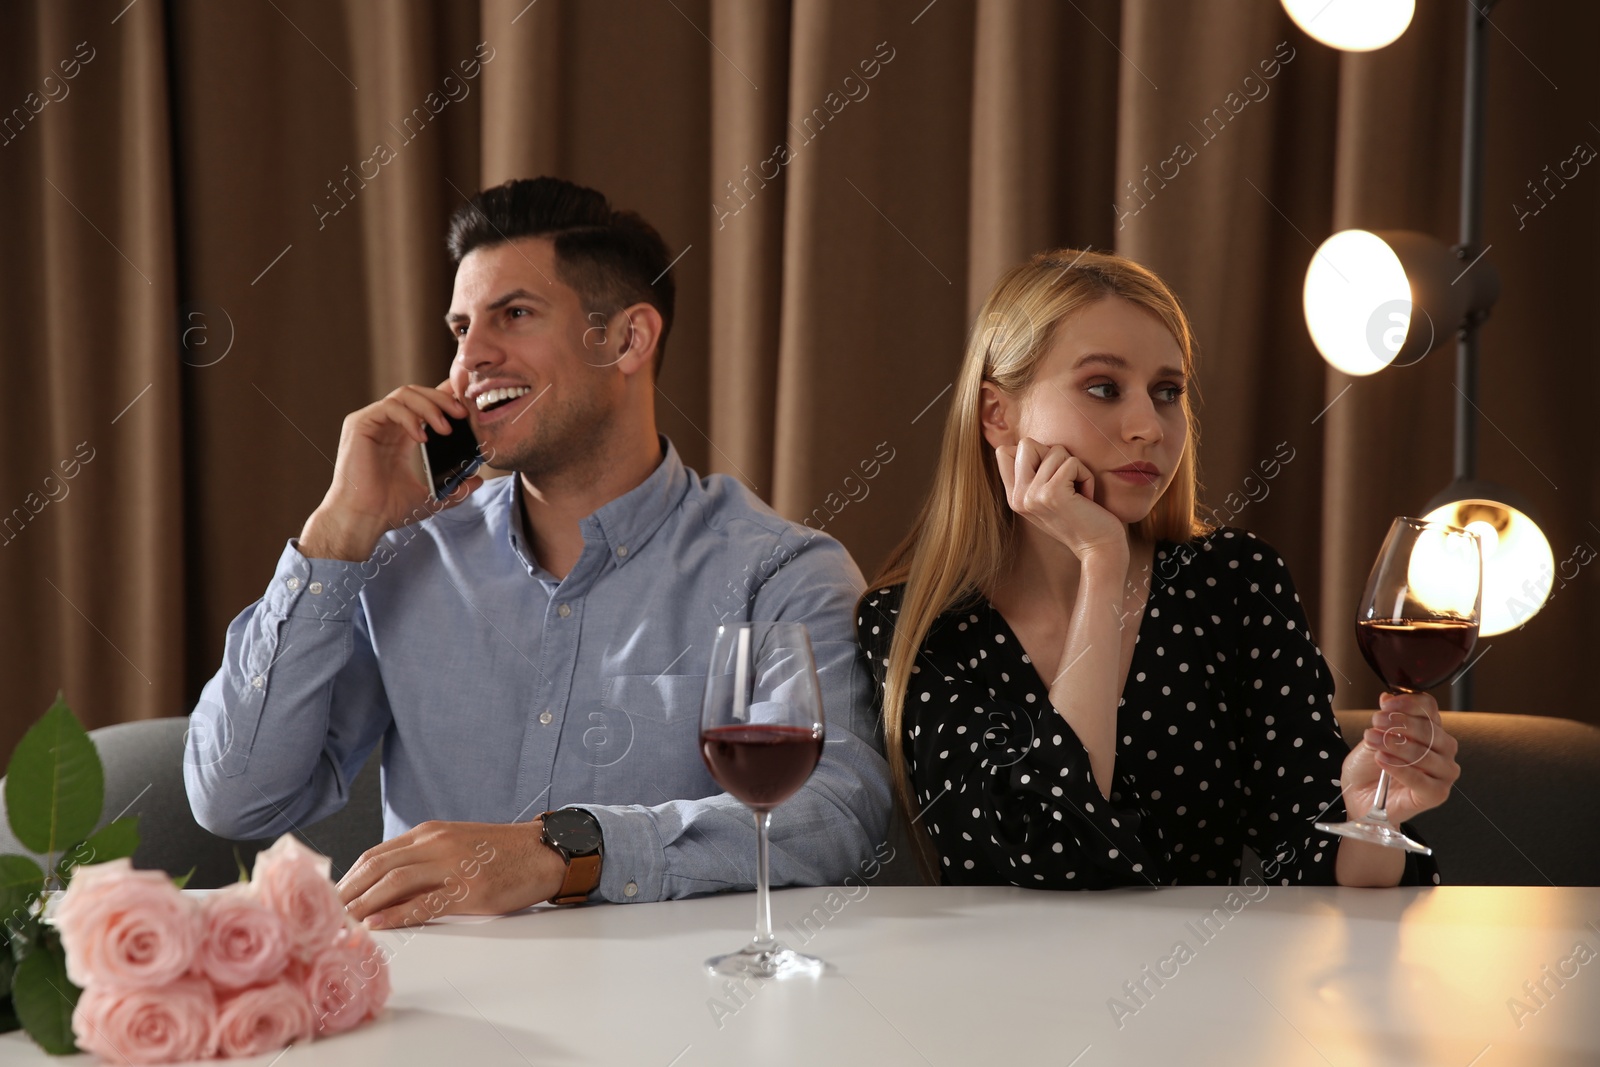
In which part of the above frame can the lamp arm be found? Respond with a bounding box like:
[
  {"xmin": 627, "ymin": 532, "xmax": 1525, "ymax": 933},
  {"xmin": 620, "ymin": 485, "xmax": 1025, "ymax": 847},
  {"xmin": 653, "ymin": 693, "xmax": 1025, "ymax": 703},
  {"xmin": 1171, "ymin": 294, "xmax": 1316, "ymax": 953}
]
[{"xmin": 1452, "ymin": 0, "xmax": 1500, "ymax": 711}]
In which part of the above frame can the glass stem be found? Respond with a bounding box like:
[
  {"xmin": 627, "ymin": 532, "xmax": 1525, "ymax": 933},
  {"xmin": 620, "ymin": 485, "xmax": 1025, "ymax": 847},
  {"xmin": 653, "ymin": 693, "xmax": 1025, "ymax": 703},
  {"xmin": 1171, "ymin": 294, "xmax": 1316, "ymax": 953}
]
[
  {"xmin": 753, "ymin": 809, "xmax": 774, "ymax": 947},
  {"xmin": 1365, "ymin": 687, "xmax": 1401, "ymax": 823},
  {"xmin": 1366, "ymin": 769, "xmax": 1392, "ymax": 822}
]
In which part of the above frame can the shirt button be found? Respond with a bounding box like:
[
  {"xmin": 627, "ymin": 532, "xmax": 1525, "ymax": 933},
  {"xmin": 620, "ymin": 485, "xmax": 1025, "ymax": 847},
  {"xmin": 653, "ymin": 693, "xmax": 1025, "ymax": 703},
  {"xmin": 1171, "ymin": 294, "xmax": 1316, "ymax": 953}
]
[
  {"xmin": 616, "ymin": 546, "xmax": 628, "ymax": 558},
  {"xmin": 557, "ymin": 603, "xmax": 572, "ymax": 618},
  {"xmin": 539, "ymin": 710, "xmax": 553, "ymax": 725},
  {"xmin": 286, "ymin": 577, "xmax": 301, "ymax": 591},
  {"xmin": 308, "ymin": 581, "xmax": 323, "ymax": 594},
  {"xmin": 624, "ymin": 882, "xmax": 638, "ymax": 898},
  {"xmin": 251, "ymin": 675, "xmax": 264, "ymax": 689}
]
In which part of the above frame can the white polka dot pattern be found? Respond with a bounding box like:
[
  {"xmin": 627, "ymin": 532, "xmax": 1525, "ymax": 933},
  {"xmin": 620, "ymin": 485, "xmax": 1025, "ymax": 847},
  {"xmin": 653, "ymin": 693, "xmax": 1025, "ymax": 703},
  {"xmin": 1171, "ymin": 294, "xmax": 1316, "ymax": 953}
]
[{"xmin": 856, "ymin": 527, "xmax": 1442, "ymax": 889}]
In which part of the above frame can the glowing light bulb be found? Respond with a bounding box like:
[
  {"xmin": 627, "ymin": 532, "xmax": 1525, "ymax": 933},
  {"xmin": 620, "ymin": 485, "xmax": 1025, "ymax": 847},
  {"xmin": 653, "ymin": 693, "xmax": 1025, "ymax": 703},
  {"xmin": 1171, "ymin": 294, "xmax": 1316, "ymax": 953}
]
[
  {"xmin": 1303, "ymin": 230, "xmax": 1412, "ymax": 376},
  {"xmin": 1464, "ymin": 520, "xmax": 1499, "ymax": 560},
  {"xmin": 1423, "ymin": 499, "xmax": 1554, "ymax": 636},
  {"xmin": 1406, "ymin": 525, "xmax": 1481, "ymax": 619},
  {"xmin": 1281, "ymin": 0, "xmax": 1416, "ymax": 52}
]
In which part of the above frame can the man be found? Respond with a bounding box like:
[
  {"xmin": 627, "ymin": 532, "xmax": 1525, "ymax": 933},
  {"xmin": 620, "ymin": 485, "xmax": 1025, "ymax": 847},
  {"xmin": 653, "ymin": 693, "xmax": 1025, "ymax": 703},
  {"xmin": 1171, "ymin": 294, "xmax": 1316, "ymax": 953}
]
[{"xmin": 185, "ymin": 177, "xmax": 890, "ymax": 927}]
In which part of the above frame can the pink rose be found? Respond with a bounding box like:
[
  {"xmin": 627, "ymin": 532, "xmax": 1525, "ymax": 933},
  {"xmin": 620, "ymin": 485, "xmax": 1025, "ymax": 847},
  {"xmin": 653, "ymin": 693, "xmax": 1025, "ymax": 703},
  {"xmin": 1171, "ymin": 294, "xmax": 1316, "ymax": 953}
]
[
  {"xmin": 301, "ymin": 926, "xmax": 391, "ymax": 1036},
  {"xmin": 213, "ymin": 977, "xmax": 315, "ymax": 1058},
  {"xmin": 196, "ymin": 883, "xmax": 290, "ymax": 990},
  {"xmin": 72, "ymin": 975, "xmax": 215, "ymax": 1065},
  {"xmin": 251, "ymin": 835, "xmax": 348, "ymax": 962},
  {"xmin": 54, "ymin": 859, "xmax": 200, "ymax": 990}
]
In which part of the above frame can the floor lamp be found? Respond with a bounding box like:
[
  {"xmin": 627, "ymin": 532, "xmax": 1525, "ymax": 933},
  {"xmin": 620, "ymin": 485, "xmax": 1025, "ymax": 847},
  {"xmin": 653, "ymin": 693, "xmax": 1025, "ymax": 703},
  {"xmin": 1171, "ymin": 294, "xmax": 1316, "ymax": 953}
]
[{"xmin": 1289, "ymin": 0, "xmax": 1554, "ymax": 710}]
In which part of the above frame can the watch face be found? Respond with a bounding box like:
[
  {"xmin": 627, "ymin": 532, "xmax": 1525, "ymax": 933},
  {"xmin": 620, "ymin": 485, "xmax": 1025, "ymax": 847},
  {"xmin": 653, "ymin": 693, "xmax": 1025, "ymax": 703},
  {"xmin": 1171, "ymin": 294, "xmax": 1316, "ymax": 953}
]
[{"xmin": 543, "ymin": 808, "xmax": 603, "ymax": 854}]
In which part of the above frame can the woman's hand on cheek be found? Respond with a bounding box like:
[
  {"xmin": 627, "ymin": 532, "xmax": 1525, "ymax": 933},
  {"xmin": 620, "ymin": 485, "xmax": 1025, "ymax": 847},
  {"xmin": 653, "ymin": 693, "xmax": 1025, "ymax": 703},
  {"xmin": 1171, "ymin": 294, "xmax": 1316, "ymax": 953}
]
[{"xmin": 996, "ymin": 438, "xmax": 1128, "ymax": 564}]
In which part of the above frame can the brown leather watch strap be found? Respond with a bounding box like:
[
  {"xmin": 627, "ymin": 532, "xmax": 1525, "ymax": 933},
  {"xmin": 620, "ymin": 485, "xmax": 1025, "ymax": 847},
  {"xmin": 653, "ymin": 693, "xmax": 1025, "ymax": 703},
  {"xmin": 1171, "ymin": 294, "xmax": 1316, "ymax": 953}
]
[{"xmin": 550, "ymin": 851, "xmax": 602, "ymax": 905}]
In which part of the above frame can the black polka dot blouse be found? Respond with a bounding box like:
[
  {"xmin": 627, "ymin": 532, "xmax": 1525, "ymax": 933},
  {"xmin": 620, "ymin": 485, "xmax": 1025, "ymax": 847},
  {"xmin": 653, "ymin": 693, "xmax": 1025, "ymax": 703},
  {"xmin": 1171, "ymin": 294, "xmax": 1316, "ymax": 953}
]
[{"xmin": 857, "ymin": 528, "xmax": 1440, "ymax": 889}]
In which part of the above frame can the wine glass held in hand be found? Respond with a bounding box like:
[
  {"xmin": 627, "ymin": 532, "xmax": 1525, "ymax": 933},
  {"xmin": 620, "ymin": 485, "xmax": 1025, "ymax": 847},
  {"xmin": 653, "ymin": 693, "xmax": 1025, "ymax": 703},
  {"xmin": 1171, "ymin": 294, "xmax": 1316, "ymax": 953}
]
[
  {"xmin": 1316, "ymin": 517, "xmax": 1482, "ymax": 854},
  {"xmin": 699, "ymin": 622, "xmax": 827, "ymax": 979}
]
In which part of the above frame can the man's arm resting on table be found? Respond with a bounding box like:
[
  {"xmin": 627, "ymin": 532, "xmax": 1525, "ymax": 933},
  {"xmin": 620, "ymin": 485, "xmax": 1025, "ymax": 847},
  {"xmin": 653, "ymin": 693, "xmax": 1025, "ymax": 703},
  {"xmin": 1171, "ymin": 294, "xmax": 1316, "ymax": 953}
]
[
  {"xmin": 338, "ymin": 819, "xmax": 570, "ymax": 928},
  {"xmin": 333, "ymin": 761, "xmax": 890, "ymax": 927}
]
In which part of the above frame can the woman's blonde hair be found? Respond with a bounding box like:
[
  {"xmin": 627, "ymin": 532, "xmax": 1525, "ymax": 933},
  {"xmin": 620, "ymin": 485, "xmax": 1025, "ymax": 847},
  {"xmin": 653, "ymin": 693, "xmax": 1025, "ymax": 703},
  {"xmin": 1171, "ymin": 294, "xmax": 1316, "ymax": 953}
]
[{"xmin": 866, "ymin": 249, "xmax": 1209, "ymax": 882}]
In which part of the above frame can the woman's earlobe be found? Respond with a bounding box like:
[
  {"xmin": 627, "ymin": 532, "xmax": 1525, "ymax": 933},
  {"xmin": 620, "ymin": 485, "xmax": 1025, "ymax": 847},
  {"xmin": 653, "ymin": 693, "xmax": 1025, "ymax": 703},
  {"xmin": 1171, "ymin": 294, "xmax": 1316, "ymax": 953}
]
[{"xmin": 978, "ymin": 383, "xmax": 1011, "ymax": 446}]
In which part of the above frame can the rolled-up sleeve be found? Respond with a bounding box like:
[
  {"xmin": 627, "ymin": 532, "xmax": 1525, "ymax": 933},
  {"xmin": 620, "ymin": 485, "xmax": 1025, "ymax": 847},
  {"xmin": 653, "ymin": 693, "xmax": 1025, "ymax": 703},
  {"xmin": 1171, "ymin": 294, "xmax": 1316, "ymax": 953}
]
[{"xmin": 184, "ymin": 540, "xmax": 391, "ymax": 840}]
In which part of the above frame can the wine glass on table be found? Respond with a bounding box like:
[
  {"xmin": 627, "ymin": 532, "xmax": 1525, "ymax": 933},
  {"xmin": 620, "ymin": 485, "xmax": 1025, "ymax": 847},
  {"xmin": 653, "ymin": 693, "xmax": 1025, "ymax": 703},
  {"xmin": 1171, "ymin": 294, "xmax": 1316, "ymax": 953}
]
[
  {"xmin": 699, "ymin": 621, "xmax": 827, "ymax": 979},
  {"xmin": 1316, "ymin": 516, "xmax": 1482, "ymax": 854}
]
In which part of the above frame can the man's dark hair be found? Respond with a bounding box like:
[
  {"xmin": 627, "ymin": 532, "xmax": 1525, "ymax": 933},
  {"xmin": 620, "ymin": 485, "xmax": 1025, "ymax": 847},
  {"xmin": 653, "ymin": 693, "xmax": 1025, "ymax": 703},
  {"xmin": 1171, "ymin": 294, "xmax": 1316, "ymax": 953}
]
[{"xmin": 447, "ymin": 177, "xmax": 676, "ymax": 371}]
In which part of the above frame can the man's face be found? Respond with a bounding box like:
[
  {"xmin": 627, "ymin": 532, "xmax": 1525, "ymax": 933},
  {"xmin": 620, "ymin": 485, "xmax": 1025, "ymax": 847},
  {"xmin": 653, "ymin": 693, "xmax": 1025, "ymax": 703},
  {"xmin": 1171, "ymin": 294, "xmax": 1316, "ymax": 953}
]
[{"xmin": 446, "ymin": 237, "xmax": 620, "ymax": 479}]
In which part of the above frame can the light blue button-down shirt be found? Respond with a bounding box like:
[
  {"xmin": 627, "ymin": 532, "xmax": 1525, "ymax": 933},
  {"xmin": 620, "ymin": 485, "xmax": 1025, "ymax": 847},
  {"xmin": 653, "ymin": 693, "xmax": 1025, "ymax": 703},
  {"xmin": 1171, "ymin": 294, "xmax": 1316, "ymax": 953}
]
[{"xmin": 184, "ymin": 438, "xmax": 891, "ymax": 902}]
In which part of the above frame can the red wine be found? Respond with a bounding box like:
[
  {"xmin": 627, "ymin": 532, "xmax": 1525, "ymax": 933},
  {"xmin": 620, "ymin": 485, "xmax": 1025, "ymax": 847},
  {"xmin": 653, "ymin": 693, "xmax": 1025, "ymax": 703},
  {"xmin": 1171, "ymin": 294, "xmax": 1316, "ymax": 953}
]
[
  {"xmin": 1356, "ymin": 618, "xmax": 1478, "ymax": 692},
  {"xmin": 701, "ymin": 724, "xmax": 823, "ymax": 810}
]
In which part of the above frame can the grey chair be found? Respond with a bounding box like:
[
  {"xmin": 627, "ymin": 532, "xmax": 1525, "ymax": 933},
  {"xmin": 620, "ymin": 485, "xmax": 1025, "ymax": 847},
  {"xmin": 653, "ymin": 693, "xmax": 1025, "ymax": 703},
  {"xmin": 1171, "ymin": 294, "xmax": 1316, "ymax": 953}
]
[
  {"xmin": 0, "ymin": 717, "xmax": 383, "ymax": 888},
  {"xmin": 1335, "ymin": 709, "xmax": 1600, "ymax": 886},
  {"xmin": 878, "ymin": 709, "xmax": 1600, "ymax": 888}
]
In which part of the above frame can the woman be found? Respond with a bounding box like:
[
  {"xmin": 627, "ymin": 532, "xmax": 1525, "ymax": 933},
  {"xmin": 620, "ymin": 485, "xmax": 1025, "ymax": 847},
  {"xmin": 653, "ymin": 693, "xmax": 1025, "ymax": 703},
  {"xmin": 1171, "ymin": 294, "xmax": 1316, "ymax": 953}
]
[{"xmin": 858, "ymin": 250, "xmax": 1458, "ymax": 889}]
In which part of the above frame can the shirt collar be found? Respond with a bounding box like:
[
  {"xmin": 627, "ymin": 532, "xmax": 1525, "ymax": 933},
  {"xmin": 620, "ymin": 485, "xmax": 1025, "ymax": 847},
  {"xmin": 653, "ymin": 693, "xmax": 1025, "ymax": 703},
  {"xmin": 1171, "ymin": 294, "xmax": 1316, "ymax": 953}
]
[
  {"xmin": 501, "ymin": 435, "xmax": 688, "ymax": 574},
  {"xmin": 584, "ymin": 435, "xmax": 686, "ymax": 567}
]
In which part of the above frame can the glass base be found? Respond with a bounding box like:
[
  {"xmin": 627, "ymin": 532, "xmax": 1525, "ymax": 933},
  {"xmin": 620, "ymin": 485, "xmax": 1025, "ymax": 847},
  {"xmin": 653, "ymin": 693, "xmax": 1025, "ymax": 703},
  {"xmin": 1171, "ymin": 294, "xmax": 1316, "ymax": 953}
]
[
  {"xmin": 1314, "ymin": 816, "xmax": 1433, "ymax": 856},
  {"xmin": 706, "ymin": 938, "xmax": 824, "ymax": 980}
]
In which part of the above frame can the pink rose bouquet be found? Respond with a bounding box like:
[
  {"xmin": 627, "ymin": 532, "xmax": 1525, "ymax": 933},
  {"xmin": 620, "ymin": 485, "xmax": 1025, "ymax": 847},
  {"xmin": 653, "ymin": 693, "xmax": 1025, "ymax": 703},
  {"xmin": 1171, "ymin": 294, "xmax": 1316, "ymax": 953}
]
[
  {"xmin": 196, "ymin": 883, "xmax": 290, "ymax": 989},
  {"xmin": 251, "ymin": 835, "xmax": 348, "ymax": 964},
  {"xmin": 72, "ymin": 976, "xmax": 216, "ymax": 1065},
  {"xmin": 54, "ymin": 860, "xmax": 200, "ymax": 990},
  {"xmin": 213, "ymin": 978, "xmax": 315, "ymax": 1058},
  {"xmin": 54, "ymin": 835, "xmax": 390, "ymax": 1063},
  {"xmin": 302, "ymin": 926, "xmax": 392, "ymax": 1036}
]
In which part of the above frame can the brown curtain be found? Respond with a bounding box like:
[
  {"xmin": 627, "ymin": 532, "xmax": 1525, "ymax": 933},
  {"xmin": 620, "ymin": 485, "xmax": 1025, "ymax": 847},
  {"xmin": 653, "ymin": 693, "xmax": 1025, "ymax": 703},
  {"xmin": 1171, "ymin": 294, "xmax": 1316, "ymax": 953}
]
[{"xmin": 4, "ymin": 0, "xmax": 1597, "ymax": 767}]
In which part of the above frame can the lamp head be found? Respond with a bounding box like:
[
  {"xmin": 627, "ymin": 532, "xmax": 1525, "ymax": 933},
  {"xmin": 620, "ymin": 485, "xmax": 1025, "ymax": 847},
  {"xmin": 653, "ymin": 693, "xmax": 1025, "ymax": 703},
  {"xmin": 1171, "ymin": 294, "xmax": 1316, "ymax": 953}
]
[
  {"xmin": 1303, "ymin": 229, "xmax": 1499, "ymax": 376},
  {"xmin": 1281, "ymin": 0, "xmax": 1416, "ymax": 52},
  {"xmin": 1423, "ymin": 480, "xmax": 1553, "ymax": 637}
]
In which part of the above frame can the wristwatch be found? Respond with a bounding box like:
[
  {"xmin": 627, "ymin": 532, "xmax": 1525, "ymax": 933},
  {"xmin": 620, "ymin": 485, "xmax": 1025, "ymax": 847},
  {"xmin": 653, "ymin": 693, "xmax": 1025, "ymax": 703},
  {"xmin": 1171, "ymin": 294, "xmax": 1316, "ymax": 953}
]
[{"xmin": 540, "ymin": 808, "xmax": 604, "ymax": 905}]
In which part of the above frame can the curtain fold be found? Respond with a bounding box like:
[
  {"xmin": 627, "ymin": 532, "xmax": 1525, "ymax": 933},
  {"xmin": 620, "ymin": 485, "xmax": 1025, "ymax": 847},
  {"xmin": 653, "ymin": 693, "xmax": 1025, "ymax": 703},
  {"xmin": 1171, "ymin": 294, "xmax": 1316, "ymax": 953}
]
[
  {"xmin": 480, "ymin": 0, "xmax": 561, "ymax": 185},
  {"xmin": 771, "ymin": 0, "xmax": 974, "ymax": 538},
  {"xmin": 343, "ymin": 2, "xmax": 481, "ymax": 392},
  {"xmin": 966, "ymin": 0, "xmax": 1121, "ymax": 317},
  {"xmin": 0, "ymin": 0, "xmax": 185, "ymax": 747},
  {"xmin": 4, "ymin": 0, "xmax": 1597, "ymax": 766},
  {"xmin": 706, "ymin": 0, "xmax": 791, "ymax": 495}
]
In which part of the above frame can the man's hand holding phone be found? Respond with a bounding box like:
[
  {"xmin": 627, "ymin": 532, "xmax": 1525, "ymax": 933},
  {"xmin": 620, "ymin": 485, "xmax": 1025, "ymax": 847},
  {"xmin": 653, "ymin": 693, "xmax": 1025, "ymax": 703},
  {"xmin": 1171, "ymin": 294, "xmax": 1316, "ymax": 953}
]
[{"xmin": 299, "ymin": 381, "xmax": 485, "ymax": 562}]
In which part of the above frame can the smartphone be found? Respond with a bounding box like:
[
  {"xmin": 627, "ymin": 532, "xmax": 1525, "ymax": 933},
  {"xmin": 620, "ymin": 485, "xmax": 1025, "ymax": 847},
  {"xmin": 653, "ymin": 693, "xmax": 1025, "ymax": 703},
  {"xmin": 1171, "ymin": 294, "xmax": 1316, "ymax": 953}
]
[{"xmin": 421, "ymin": 414, "xmax": 484, "ymax": 502}]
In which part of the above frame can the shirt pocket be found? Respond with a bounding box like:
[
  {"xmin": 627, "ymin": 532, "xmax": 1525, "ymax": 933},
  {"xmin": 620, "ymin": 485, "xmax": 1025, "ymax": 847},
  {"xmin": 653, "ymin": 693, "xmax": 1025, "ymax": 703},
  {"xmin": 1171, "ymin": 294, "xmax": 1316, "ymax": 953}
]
[{"xmin": 578, "ymin": 674, "xmax": 714, "ymax": 799}]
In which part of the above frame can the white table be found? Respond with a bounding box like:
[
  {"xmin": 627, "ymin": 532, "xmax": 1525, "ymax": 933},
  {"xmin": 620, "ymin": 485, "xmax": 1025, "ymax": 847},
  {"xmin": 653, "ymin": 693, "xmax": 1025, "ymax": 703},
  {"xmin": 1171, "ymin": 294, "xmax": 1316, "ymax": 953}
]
[{"xmin": 7, "ymin": 884, "xmax": 1600, "ymax": 1065}]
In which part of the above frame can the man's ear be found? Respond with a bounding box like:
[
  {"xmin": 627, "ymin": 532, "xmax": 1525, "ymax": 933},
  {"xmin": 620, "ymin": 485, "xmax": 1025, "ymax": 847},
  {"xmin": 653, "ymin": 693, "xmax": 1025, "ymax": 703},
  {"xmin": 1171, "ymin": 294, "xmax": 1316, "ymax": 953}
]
[
  {"xmin": 611, "ymin": 303, "xmax": 662, "ymax": 379},
  {"xmin": 979, "ymin": 381, "xmax": 1018, "ymax": 449}
]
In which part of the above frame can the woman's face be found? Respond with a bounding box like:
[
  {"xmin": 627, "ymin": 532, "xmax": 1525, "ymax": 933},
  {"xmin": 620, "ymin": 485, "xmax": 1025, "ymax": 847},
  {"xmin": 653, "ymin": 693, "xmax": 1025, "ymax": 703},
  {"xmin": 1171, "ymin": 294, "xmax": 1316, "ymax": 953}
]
[{"xmin": 982, "ymin": 295, "xmax": 1190, "ymax": 525}]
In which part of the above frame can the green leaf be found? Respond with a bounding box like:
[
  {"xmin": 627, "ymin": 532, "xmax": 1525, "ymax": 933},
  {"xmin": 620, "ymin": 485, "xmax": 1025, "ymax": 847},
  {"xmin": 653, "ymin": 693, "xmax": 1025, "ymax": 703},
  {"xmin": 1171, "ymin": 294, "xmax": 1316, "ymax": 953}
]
[
  {"xmin": 4, "ymin": 696, "xmax": 103, "ymax": 858},
  {"xmin": 234, "ymin": 846, "xmax": 250, "ymax": 885},
  {"xmin": 0, "ymin": 856, "xmax": 44, "ymax": 935},
  {"xmin": 12, "ymin": 944, "xmax": 78, "ymax": 1055},
  {"xmin": 172, "ymin": 866, "xmax": 195, "ymax": 890},
  {"xmin": 54, "ymin": 817, "xmax": 140, "ymax": 888}
]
